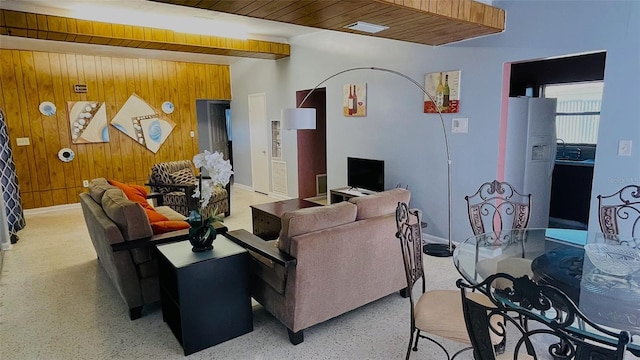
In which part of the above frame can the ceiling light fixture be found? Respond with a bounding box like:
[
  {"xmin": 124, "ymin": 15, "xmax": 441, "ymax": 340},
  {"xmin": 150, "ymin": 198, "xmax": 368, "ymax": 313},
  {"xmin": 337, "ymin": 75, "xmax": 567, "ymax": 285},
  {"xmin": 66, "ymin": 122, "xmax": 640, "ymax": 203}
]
[{"xmin": 344, "ymin": 21, "xmax": 389, "ymax": 34}]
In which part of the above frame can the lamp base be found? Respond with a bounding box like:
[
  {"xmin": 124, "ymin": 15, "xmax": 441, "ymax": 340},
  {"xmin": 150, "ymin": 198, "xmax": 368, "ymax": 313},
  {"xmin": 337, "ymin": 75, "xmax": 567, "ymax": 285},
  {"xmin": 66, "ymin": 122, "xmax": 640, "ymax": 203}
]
[{"xmin": 423, "ymin": 243, "xmax": 454, "ymax": 257}]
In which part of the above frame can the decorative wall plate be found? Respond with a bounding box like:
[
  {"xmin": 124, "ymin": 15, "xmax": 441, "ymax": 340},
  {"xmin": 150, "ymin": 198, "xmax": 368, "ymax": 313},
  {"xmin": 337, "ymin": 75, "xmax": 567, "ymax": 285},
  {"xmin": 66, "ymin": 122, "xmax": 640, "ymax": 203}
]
[
  {"xmin": 57, "ymin": 148, "xmax": 75, "ymax": 162},
  {"xmin": 161, "ymin": 101, "xmax": 175, "ymax": 114},
  {"xmin": 39, "ymin": 101, "xmax": 57, "ymax": 116}
]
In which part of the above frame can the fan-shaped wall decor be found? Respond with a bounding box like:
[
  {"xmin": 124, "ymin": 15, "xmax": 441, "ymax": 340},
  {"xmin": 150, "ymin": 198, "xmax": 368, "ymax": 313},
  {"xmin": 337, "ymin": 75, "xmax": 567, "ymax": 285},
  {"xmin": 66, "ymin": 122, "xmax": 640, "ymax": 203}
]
[
  {"xmin": 110, "ymin": 94, "xmax": 176, "ymax": 153},
  {"xmin": 67, "ymin": 101, "xmax": 108, "ymax": 143}
]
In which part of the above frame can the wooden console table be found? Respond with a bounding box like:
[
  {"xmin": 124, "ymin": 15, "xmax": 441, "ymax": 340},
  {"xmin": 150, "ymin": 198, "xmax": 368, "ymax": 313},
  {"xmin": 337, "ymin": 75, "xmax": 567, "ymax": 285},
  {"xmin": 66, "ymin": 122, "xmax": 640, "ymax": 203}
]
[
  {"xmin": 157, "ymin": 237, "xmax": 253, "ymax": 355},
  {"xmin": 250, "ymin": 198, "xmax": 321, "ymax": 240}
]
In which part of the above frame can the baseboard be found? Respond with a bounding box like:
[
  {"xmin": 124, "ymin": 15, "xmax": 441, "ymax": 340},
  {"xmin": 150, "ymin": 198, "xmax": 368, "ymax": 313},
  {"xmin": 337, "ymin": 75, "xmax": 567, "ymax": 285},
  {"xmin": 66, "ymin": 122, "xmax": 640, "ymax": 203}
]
[
  {"xmin": 232, "ymin": 183, "xmax": 291, "ymax": 200},
  {"xmin": 232, "ymin": 183, "xmax": 254, "ymax": 192},
  {"xmin": 24, "ymin": 202, "xmax": 81, "ymax": 215},
  {"xmin": 268, "ymin": 192, "xmax": 292, "ymax": 200}
]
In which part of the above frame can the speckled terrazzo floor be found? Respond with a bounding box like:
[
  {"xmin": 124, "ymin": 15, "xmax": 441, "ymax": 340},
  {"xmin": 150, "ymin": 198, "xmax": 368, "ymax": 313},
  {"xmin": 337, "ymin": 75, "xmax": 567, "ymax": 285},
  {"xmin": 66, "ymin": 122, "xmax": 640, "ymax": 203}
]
[{"xmin": 1, "ymin": 186, "xmax": 471, "ymax": 360}]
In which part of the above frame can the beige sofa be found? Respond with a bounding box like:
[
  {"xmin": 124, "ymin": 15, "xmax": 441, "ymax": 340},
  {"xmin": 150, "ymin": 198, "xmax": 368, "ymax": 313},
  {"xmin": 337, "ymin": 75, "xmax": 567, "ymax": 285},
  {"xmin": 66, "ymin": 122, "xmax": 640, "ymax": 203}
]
[
  {"xmin": 226, "ymin": 188, "xmax": 410, "ymax": 344},
  {"xmin": 79, "ymin": 178, "xmax": 195, "ymax": 319}
]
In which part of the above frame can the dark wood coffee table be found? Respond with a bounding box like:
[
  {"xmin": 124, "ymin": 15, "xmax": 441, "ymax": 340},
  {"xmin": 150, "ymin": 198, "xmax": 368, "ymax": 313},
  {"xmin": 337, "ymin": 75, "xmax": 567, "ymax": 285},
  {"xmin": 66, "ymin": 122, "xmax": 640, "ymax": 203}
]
[{"xmin": 251, "ymin": 198, "xmax": 322, "ymax": 240}]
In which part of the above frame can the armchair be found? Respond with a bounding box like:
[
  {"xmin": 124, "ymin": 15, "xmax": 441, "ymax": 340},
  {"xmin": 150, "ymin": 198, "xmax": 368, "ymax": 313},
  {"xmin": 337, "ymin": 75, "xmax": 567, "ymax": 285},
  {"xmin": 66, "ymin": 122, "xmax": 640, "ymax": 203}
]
[{"xmin": 147, "ymin": 160, "xmax": 230, "ymax": 218}]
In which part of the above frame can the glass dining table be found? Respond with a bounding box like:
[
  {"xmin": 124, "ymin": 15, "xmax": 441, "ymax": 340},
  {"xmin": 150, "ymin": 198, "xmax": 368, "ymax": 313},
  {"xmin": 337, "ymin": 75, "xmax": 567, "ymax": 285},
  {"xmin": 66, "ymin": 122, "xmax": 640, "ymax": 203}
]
[{"xmin": 453, "ymin": 228, "xmax": 640, "ymax": 352}]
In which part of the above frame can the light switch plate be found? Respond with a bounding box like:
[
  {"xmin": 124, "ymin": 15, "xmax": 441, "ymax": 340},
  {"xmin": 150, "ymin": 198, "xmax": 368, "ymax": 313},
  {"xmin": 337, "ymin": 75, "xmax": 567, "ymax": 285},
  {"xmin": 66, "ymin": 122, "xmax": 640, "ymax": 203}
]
[
  {"xmin": 190, "ymin": 131, "xmax": 195, "ymax": 138},
  {"xmin": 452, "ymin": 118, "xmax": 468, "ymax": 133},
  {"xmin": 618, "ymin": 140, "xmax": 632, "ymax": 156},
  {"xmin": 16, "ymin": 137, "xmax": 30, "ymax": 146}
]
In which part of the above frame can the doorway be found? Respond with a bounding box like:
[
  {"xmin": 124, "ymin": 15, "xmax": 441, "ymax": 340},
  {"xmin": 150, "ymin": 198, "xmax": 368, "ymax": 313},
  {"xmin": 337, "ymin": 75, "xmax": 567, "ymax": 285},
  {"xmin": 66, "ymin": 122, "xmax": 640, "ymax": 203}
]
[
  {"xmin": 196, "ymin": 99, "xmax": 232, "ymax": 178},
  {"xmin": 508, "ymin": 51, "xmax": 606, "ymax": 229},
  {"xmin": 295, "ymin": 88, "xmax": 327, "ymax": 201},
  {"xmin": 196, "ymin": 100, "xmax": 230, "ymax": 156},
  {"xmin": 248, "ymin": 93, "xmax": 270, "ymax": 195}
]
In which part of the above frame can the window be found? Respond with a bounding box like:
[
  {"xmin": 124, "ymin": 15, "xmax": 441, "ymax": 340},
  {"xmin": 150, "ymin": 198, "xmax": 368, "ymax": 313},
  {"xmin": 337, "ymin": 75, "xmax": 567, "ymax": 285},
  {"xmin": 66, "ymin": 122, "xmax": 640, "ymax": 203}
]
[{"xmin": 543, "ymin": 82, "xmax": 603, "ymax": 144}]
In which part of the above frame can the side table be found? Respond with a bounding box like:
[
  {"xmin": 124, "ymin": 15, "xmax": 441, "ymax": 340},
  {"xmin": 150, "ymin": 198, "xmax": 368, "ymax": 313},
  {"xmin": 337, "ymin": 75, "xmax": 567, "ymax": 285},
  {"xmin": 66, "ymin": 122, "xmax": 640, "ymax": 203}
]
[
  {"xmin": 250, "ymin": 198, "xmax": 321, "ymax": 240},
  {"xmin": 157, "ymin": 236, "xmax": 253, "ymax": 355}
]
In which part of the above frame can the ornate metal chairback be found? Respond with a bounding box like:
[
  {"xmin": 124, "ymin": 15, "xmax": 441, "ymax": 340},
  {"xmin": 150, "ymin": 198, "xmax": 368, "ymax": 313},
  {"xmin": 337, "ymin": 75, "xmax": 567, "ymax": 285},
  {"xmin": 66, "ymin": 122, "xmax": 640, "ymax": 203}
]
[
  {"xmin": 456, "ymin": 274, "xmax": 632, "ymax": 360},
  {"xmin": 465, "ymin": 180, "xmax": 531, "ymax": 240},
  {"xmin": 395, "ymin": 202, "xmax": 425, "ymax": 296},
  {"xmin": 597, "ymin": 185, "xmax": 640, "ymax": 239}
]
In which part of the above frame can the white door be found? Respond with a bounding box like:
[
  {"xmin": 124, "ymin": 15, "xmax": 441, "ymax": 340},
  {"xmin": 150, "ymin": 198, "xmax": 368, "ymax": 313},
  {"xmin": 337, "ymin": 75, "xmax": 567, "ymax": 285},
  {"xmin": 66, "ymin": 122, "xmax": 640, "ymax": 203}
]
[{"xmin": 248, "ymin": 93, "xmax": 270, "ymax": 194}]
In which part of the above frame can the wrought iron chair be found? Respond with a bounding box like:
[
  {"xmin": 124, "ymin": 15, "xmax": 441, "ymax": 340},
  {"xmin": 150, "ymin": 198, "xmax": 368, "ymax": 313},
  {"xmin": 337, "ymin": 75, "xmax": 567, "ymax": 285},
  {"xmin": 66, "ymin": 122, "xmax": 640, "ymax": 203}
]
[
  {"xmin": 396, "ymin": 202, "xmax": 496, "ymax": 360},
  {"xmin": 597, "ymin": 184, "xmax": 640, "ymax": 241},
  {"xmin": 456, "ymin": 273, "xmax": 632, "ymax": 360},
  {"xmin": 465, "ymin": 180, "xmax": 534, "ymax": 352},
  {"xmin": 465, "ymin": 180, "xmax": 531, "ymax": 241}
]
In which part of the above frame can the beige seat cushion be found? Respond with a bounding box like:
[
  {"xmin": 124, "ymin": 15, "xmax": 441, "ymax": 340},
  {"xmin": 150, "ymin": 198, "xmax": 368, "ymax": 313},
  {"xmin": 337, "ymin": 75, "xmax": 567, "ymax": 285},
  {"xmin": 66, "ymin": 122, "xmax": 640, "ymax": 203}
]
[
  {"xmin": 154, "ymin": 205, "xmax": 187, "ymax": 221},
  {"xmin": 415, "ymin": 289, "xmax": 502, "ymax": 345},
  {"xmin": 497, "ymin": 351, "xmax": 533, "ymax": 360}
]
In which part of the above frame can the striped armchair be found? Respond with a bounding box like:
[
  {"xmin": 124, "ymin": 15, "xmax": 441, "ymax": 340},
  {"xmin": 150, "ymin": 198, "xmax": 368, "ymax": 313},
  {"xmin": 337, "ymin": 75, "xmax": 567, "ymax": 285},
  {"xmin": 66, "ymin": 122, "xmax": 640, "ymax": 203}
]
[{"xmin": 147, "ymin": 160, "xmax": 230, "ymax": 218}]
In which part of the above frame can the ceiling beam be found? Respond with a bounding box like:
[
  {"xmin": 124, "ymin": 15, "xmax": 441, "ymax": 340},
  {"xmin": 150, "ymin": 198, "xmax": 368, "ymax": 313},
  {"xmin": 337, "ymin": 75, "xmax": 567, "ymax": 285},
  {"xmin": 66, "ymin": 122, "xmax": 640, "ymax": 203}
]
[
  {"xmin": 153, "ymin": 0, "xmax": 505, "ymax": 46},
  {"xmin": 0, "ymin": 9, "xmax": 290, "ymax": 60}
]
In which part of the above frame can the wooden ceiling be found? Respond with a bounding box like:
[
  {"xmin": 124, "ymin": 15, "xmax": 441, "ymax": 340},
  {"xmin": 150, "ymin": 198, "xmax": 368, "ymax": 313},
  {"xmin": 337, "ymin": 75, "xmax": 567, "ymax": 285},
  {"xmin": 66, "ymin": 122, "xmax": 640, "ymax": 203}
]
[
  {"xmin": 153, "ymin": 0, "xmax": 506, "ymax": 46},
  {"xmin": 0, "ymin": 9, "xmax": 290, "ymax": 60}
]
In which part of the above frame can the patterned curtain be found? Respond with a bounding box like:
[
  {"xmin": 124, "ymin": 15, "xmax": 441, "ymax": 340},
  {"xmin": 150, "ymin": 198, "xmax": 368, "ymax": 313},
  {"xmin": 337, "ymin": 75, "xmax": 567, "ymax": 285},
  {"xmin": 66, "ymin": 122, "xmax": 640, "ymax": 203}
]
[{"xmin": 0, "ymin": 108, "xmax": 25, "ymax": 245}]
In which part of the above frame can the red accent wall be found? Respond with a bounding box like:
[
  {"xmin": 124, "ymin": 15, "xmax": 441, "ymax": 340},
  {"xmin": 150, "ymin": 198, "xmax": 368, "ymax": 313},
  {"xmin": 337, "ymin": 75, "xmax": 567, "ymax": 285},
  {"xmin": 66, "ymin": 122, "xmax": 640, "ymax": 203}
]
[{"xmin": 296, "ymin": 89, "xmax": 327, "ymax": 199}]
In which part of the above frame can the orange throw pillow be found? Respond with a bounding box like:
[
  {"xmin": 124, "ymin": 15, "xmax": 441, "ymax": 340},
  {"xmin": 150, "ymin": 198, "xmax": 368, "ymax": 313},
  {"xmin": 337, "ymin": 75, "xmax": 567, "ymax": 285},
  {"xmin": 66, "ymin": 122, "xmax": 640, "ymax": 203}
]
[
  {"xmin": 108, "ymin": 180, "xmax": 173, "ymax": 231},
  {"xmin": 151, "ymin": 220, "xmax": 190, "ymax": 235},
  {"xmin": 108, "ymin": 180, "xmax": 154, "ymax": 211}
]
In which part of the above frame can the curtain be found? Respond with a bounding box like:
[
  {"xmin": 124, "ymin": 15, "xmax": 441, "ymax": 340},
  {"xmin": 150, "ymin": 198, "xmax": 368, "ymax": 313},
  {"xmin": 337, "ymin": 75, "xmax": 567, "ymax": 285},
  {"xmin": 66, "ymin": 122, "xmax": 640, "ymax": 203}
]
[
  {"xmin": 0, "ymin": 108, "xmax": 25, "ymax": 246},
  {"xmin": 0, "ymin": 192, "xmax": 11, "ymax": 250}
]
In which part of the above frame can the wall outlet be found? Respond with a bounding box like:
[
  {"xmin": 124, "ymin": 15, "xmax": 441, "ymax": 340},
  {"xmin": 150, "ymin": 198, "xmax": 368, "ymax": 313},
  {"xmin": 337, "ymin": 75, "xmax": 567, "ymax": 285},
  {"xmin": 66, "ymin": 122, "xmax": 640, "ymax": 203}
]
[
  {"xmin": 618, "ymin": 140, "xmax": 632, "ymax": 156},
  {"xmin": 83, "ymin": 180, "xmax": 89, "ymax": 187},
  {"xmin": 16, "ymin": 137, "xmax": 30, "ymax": 146},
  {"xmin": 452, "ymin": 118, "xmax": 468, "ymax": 133},
  {"xmin": 190, "ymin": 131, "xmax": 195, "ymax": 138}
]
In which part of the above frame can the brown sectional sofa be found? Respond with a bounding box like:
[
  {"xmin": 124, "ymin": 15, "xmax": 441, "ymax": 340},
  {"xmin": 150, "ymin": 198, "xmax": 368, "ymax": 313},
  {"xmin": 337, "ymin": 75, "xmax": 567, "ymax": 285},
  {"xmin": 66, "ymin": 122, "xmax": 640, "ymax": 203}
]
[
  {"xmin": 226, "ymin": 188, "xmax": 410, "ymax": 344},
  {"xmin": 79, "ymin": 178, "xmax": 191, "ymax": 319}
]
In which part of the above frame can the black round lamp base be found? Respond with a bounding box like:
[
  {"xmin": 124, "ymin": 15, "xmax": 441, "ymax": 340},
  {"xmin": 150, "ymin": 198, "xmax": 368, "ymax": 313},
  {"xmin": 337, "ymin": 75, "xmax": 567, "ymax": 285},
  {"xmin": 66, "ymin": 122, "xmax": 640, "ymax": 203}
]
[{"xmin": 423, "ymin": 243, "xmax": 454, "ymax": 257}]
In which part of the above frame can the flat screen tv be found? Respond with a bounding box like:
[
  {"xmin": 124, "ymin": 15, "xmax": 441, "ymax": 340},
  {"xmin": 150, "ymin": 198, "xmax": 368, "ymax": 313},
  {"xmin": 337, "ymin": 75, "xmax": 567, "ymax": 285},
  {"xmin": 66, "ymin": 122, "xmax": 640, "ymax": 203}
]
[{"xmin": 347, "ymin": 157, "xmax": 385, "ymax": 192}]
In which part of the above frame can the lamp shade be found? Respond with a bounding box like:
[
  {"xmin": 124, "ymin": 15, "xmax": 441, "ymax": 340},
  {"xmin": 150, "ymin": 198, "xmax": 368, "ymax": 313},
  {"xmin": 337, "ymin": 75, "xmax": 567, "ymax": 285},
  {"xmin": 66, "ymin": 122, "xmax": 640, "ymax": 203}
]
[{"xmin": 282, "ymin": 108, "xmax": 316, "ymax": 130}]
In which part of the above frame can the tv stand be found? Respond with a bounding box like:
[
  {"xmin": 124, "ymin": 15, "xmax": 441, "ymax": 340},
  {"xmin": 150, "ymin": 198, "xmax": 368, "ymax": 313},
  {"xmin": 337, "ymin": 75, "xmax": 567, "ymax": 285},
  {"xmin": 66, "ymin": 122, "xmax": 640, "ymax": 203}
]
[{"xmin": 330, "ymin": 187, "xmax": 377, "ymax": 203}]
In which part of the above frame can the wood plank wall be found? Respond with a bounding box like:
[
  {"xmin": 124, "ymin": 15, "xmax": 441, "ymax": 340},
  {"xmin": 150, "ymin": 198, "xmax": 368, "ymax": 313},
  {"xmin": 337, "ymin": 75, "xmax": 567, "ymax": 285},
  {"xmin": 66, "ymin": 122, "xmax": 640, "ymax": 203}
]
[{"xmin": 0, "ymin": 49, "xmax": 231, "ymax": 209}]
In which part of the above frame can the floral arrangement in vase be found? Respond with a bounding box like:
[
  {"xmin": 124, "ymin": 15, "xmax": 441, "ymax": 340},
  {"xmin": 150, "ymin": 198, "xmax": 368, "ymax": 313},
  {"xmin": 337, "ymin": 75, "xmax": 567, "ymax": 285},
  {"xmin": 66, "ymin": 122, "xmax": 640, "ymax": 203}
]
[{"xmin": 187, "ymin": 150, "xmax": 233, "ymax": 252}]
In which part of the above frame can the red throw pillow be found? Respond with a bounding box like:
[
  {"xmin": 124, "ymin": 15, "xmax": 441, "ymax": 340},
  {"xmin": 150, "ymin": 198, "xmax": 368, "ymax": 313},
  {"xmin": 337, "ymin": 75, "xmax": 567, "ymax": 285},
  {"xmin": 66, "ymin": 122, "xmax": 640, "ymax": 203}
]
[{"xmin": 150, "ymin": 220, "xmax": 190, "ymax": 235}]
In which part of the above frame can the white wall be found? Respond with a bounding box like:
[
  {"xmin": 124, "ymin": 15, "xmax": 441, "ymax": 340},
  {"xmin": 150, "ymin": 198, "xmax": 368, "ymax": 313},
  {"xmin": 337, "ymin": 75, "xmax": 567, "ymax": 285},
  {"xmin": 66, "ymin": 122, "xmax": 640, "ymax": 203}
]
[{"xmin": 230, "ymin": 0, "xmax": 640, "ymax": 244}]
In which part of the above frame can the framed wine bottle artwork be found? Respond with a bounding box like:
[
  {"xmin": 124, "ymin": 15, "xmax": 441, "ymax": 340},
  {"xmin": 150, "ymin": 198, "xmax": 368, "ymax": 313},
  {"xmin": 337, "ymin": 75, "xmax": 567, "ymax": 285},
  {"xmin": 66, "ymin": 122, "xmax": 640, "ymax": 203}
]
[
  {"xmin": 424, "ymin": 70, "xmax": 461, "ymax": 114},
  {"xmin": 343, "ymin": 83, "xmax": 367, "ymax": 117}
]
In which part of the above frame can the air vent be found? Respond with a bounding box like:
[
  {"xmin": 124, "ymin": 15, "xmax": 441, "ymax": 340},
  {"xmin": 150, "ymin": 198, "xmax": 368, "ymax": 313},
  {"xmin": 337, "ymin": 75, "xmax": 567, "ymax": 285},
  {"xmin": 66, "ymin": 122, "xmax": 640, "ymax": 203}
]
[{"xmin": 344, "ymin": 21, "xmax": 389, "ymax": 34}]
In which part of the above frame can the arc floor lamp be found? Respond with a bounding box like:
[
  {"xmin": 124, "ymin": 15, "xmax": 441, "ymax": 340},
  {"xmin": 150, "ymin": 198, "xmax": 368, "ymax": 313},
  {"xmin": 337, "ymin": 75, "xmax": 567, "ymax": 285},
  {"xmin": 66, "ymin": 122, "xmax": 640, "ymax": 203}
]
[{"xmin": 281, "ymin": 67, "xmax": 454, "ymax": 257}]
